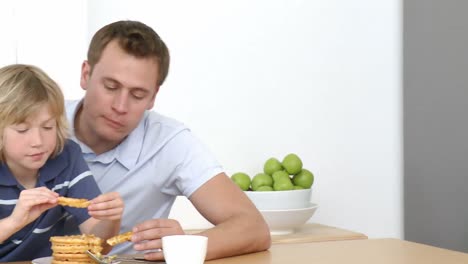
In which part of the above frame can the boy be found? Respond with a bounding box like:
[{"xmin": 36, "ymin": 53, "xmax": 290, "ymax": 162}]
[{"xmin": 0, "ymin": 64, "xmax": 124, "ymax": 261}]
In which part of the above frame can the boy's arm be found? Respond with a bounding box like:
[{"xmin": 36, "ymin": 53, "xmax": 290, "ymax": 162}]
[
  {"xmin": 79, "ymin": 217, "xmax": 121, "ymax": 253},
  {"xmin": 0, "ymin": 217, "xmax": 21, "ymax": 243},
  {"xmin": 0, "ymin": 187, "xmax": 58, "ymax": 243},
  {"xmin": 79, "ymin": 192, "xmax": 124, "ymax": 253}
]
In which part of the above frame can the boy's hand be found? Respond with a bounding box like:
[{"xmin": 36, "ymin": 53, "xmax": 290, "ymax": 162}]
[
  {"xmin": 88, "ymin": 192, "xmax": 124, "ymax": 220},
  {"xmin": 10, "ymin": 187, "xmax": 58, "ymax": 228}
]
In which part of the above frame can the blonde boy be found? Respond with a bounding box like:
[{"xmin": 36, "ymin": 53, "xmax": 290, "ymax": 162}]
[{"xmin": 0, "ymin": 64, "xmax": 124, "ymax": 262}]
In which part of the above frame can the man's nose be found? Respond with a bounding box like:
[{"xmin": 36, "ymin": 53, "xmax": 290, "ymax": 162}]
[{"xmin": 112, "ymin": 91, "xmax": 129, "ymax": 114}]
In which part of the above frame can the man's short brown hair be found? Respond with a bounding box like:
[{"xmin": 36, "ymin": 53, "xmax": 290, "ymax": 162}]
[{"xmin": 87, "ymin": 20, "xmax": 170, "ymax": 87}]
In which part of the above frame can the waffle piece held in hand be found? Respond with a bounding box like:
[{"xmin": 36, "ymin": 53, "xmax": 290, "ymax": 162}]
[
  {"xmin": 57, "ymin": 197, "xmax": 91, "ymax": 208},
  {"xmin": 106, "ymin": 231, "xmax": 133, "ymax": 246},
  {"xmin": 50, "ymin": 234, "xmax": 103, "ymax": 264}
]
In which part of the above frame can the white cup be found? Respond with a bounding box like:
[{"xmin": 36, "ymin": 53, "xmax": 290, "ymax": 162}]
[{"xmin": 162, "ymin": 235, "xmax": 208, "ymax": 264}]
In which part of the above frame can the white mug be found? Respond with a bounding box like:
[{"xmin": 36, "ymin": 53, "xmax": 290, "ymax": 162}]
[{"xmin": 162, "ymin": 235, "xmax": 208, "ymax": 264}]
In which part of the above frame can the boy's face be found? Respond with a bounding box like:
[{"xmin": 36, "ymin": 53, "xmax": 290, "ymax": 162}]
[
  {"xmin": 2, "ymin": 105, "xmax": 57, "ymax": 178},
  {"xmin": 78, "ymin": 40, "xmax": 159, "ymax": 148}
]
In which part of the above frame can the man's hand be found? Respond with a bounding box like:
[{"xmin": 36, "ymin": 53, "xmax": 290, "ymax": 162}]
[
  {"xmin": 88, "ymin": 192, "xmax": 124, "ymax": 220},
  {"xmin": 10, "ymin": 187, "xmax": 58, "ymax": 228},
  {"xmin": 132, "ymin": 218, "xmax": 185, "ymax": 260}
]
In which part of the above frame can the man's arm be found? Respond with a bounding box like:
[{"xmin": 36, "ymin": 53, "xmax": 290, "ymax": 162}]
[
  {"xmin": 131, "ymin": 173, "xmax": 271, "ymax": 260},
  {"xmin": 190, "ymin": 172, "xmax": 271, "ymax": 260}
]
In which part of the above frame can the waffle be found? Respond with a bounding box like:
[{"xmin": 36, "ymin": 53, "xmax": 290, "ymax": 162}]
[
  {"xmin": 57, "ymin": 197, "xmax": 91, "ymax": 208},
  {"xmin": 50, "ymin": 234, "xmax": 103, "ymax": 264},
  {"xmin": 106, "ymin": 231, "xmax": 133, "ymax": 246}
]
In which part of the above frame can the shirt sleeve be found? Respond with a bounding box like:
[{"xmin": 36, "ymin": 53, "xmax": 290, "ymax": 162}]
[
  {"xmin": 161, "ymin": 130, "xmax": 225, "ymax": 198},
  {"xmin": 61, "ymin": 141, "xmax": 102, "ymax": 224}
]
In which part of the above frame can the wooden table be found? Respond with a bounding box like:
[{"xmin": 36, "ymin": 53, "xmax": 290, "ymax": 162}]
[
  {"xmin": 186, "ymin": 223, "xmax": 367, "ymax": 244},
  {"xmin": 206, "ymin": 238, "xmax": 468, "ymax": 264},
  {"xmin": 271, "ymin": 223, "xmax": 367, "ymax": 244},
  {"xmin": 9, "ymin": 238, "xmax": 468, "ymax": 264}
]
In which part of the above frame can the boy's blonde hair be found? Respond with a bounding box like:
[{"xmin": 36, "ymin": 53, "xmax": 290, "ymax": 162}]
[{"xmin": 0, "ymin": 64, "xmax": 68, "ymax": 162}]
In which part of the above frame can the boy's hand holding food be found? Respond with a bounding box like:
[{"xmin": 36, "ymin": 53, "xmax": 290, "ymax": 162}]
[
  {"xmin": 87, "ymin": 192, "xmax": 124, "ymax": 220},
  {"xmin": 10, "ymin": 187, "xmax": 59, "ymax": 228}
]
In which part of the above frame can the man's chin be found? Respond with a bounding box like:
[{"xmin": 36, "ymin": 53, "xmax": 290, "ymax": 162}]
[{"xmin": 100, "ymin": 129, "xmax": 128, "ymax": 143}]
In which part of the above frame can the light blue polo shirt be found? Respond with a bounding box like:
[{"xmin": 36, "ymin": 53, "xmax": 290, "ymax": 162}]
[
  {"xmin": 0, "ymin": 140, "xmax": 101, "ymax": 262},
  {"xmin": 65, "ymin": 100, "xmax": 224, "ymax": 254}
]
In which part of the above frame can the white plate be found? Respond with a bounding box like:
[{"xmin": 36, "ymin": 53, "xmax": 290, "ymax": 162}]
[{"xmin": 31, "ymin": 256, "xmax": 51, "ymax": 264}]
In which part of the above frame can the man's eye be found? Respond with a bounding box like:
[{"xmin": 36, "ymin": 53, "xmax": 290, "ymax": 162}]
[
  {"xmin": 105, "ymin": 85, "xmax": 116, "ymax": 90},
  {"xmin": 104, "ymin": 83, "xmax": 118, "ymax": 90},
  {"xmin": 132, "ymin": 93, "xmax": 145, "ymax": 100}
]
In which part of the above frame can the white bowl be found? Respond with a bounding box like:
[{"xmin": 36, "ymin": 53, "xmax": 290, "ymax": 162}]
[
  {"xmin": 244, "ymin": 188, "xmax": 312, "ymax": 210},
  {"xmin": 260, "ymin": 203, "xmax": 318, "ymax": 235}
]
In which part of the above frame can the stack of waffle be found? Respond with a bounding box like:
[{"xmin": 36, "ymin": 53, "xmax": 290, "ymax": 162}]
[{"xmin": 50, "ymin": 234, "xmax": 103, "ymax": 264}]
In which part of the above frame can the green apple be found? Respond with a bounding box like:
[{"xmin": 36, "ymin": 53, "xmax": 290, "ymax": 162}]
[
  {"xmin": 272, "ymin": 170, "xmax": 289, "ymax": 182},
  {"xmin": 230, "ymin": 172, "xmax": 251, "ymax": 191},
  {"xmin": 292, "ymin": 169, "xmax": 314, "ymax": 189},
  {"xmin": 263, "ymin": 157, "xmax": 283, "ymax": 175},
  {"xmin": 282, "ymin": 153, "xmax": 303, "ymax": 175},
  {"xmin": 273, "ymin": 176, "xmax": 294, "ymax": 191},
  {"xmin": 251, "ymin": 173, "xmax": 273, "ymax": 191},
  {"xmin": 256, "ymin": 185, "xmax": 274, "ymax": 191}
]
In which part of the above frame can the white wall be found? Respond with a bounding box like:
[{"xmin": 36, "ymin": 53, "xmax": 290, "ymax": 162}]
[
  {"xmin": 6, "ymin": 0, "xmax": 88, "ymax": 99},
  {"xmin": 0, "ymin": 1, "xmax": 16, "ymax": 67},
  {"xmin": 2, "ymin": 0, "xmax": 402, "ymax": 239}
]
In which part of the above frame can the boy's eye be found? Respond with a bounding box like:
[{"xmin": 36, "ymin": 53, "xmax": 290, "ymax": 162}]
[
  {"xmin": 15, "ymin": 128, "xmax": 28, "ymax": 133},
  {"xmin": 43, "ymin": 126, "xmax": 54, "ymax": 130}
]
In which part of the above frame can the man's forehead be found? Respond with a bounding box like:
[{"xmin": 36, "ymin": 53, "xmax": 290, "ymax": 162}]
[{"xmin": 92, "ymin": 43, "xmax": 159, "ymax": 91}]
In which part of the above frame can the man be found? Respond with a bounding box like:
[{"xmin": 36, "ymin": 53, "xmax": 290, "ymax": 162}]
[{"xmin": 65, "ymin": 20, "xmax": 271, "ymax": 260}]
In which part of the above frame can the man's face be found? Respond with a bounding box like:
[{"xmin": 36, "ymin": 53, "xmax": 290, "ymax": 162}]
[{"xmin": 79, "ymin": 40, "xmax": 159, "ymax": 146}]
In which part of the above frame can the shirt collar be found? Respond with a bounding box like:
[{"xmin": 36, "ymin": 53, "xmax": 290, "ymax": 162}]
[
  {"xmin": 0, "ymin": 164, "xmax": 18, "ymax": 186},
  {"xmin": 66, "ymin": 99, "xmax": 145, "ymax": 170},
  {"xmin": 0, "ymin": 153, "xmax": 67, "ymax": 187},
  {"xmin": 114, "ymin": 114, "xmax": 145, "ymax": 169},
  {"xmin": 38, "ymin": 150, "xmax": 68, "ymax": 183}
]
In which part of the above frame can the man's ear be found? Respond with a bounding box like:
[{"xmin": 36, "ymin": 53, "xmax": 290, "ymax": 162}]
[
  {"xmin": 80, "ymin": 61, "xmax": 91, "ymax": 90},
  {"xmin": 147, "ymin": 86, "xmax": 160, "ymax": 109}
]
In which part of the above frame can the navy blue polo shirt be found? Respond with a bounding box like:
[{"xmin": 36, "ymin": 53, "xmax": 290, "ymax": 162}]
[{"xmin": 0, "ymin": 140, "xmax": 101, "ymax": 262}]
